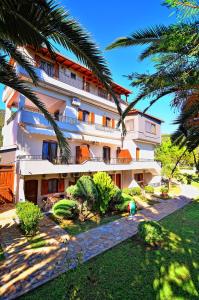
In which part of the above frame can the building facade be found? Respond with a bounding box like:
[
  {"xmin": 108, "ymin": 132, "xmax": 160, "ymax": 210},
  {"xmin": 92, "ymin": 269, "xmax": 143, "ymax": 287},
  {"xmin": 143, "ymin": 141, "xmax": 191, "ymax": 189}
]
[{"xmin": 0, "ymin": 47, "xmax": 162, "ymax": 205}]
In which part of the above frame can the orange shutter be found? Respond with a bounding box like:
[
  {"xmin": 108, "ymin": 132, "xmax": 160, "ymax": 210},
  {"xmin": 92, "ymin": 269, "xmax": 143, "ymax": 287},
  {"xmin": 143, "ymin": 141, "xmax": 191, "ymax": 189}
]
[
  {"xmin": 78, "ymin": 109, "xmax": 83, "ymax": 121},
  {"xmin": 80, "ymin": 145, "xmax": 90, "ymax": 162},
  {"xmin": 41, "ymin": 180, "xmax": 48, "ymax": 195},
  {"xmin": 102, "ymin": 116, "xmax": 106, "ymax": 126},
  {"xmin": 54, "ymin": 63, "xmax": 59, "ymax": 79},
  {"xmin": 58, "ymin": 179, "xmax": 65, "ymax": 192},
  {"xmin": 35, "ymin": 55, "xmax": 41, "ymax": 67},
  {"xmin": 112, "ymin": 119, "xmax": 115, "ymax": 128},
  {"xmin": 89, "ymin": 112, "xmax": 95, "ymax": 124}
]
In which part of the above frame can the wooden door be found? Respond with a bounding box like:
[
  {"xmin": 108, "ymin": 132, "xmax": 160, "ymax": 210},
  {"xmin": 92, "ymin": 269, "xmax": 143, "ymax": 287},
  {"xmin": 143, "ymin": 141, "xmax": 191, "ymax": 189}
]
[
  {"xmin": 103, "ymin": 146, "xmax": 111, "ymax": 163},
  {"xmin": 0, "ymin": 165, "xmax": 14, "ymax": 202},
  {"xmin": 136, "ymin": 147, "xmax": 140, "ymax": 161},
  {"xmin": 116, "ymin": 173, "xmax": 121, "ymax": 188},
  {"xmin": 24, "ymin": 180, "xmax": 38, "ymax": 204}
]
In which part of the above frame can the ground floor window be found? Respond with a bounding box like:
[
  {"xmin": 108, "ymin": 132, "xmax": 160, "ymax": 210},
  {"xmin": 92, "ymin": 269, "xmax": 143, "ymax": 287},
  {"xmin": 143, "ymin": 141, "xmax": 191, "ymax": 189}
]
[
  {"xmin": 48, "ymin": 178, "xmax": 58, "ymax": 193},
  {"xmin": 41, "ymin": 178, "xmax": 65, "ymax": 195}
]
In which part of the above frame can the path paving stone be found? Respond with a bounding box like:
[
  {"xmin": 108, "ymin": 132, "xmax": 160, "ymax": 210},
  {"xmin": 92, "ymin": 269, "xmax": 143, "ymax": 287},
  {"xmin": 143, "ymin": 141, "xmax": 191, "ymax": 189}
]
[{"xmin": 0, "ymin": 184, "xmax": 198, "ymax": 300}]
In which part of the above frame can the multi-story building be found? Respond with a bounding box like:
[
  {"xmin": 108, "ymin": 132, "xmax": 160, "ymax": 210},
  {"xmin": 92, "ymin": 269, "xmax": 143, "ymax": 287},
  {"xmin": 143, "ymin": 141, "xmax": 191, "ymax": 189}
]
[{"xmin": 0, "ymin": 47, "xmax": 162, "ymax": 205}]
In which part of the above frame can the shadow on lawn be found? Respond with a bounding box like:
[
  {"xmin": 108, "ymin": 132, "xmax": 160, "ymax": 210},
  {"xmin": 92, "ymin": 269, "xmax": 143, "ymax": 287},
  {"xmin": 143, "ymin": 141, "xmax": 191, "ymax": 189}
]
[{"xmin": 61, "ymin": 201, "xmax": 199, "ymax": 300}]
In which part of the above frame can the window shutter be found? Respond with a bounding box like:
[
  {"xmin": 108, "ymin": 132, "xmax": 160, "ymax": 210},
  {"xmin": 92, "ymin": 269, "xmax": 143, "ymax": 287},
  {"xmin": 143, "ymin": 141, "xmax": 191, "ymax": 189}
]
[
  {"xmin": 89, "ymin": 112, "xmax": 95, "ymax": 124},
  {"xmin": 102, "ymin": 116, "xmax": 106, "ymax": 126},
  {"xmin": 54, "ymin": 63, "xmax": 59, "ymax": 79},
  {"xmin": 78, "ymin": 109, "xmax": 83, "ymax": 121},
  {"xmin": 112, "ymin": 119, "xmax": 115, "ymax": 128},
  {"xmin": 41, "ymin": 180, "xmax": 48, "ymax": 195},
  {"xmin": 58, "ymin": 179, "xmax": 65, "ymax": 192}
]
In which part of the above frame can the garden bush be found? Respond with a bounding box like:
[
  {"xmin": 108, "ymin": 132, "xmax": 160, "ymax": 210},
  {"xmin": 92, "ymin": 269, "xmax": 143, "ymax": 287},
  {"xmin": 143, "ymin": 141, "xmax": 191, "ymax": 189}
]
[
  {"xmin": 52, "ymin": 199, "xmax": 78, "ymax": 219},
  {"xmin": 93, "ymin": 172, "xmax": 120, "ymax": 214},
  {"xmin": 138, "ymin": 221, "xmax": 165, "ymax": 246},
  {"xmin": 66, "ymin": 185, "xmax": 81, "ymax": 198},
  {"xmin": 123, "ymin": 187, "xmax": 141, "ymax": 196},
  {"xmin": 144, "ymin": 185, "xmax": 154, "ymax": 194},
  {"xmin": 131, "ymin": 187, "xmax": 142, "ymax": 195},
  {"xmin": 76, "ymin": 176, "xmax": 99, "ymax": 210},
  {"xmin": 16, "ymin": 201, "xmax": 43, "ymax": 236},
  {"xmin": 115, "ymin": 193, "xmax": 135, "ymax": 212}
]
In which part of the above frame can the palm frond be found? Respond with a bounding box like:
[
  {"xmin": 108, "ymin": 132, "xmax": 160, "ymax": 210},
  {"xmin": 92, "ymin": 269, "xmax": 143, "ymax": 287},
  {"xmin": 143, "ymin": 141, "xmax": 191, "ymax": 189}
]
[{"xmin": 0, "ymin": 56, "xmax": 70, "ymax": 159}]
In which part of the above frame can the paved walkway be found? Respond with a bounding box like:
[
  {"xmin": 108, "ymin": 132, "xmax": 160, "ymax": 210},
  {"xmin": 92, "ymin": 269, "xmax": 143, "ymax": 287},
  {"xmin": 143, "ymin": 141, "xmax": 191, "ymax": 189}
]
[{"xmin": 0, "ymin": 185, "xmax": 198, "ymax": 300}]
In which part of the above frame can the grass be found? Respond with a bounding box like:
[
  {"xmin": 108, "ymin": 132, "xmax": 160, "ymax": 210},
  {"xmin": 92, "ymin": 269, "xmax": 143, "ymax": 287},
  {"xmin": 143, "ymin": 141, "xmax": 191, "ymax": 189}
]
[
  {"xmin": 58, "ymin": 213, "xmax": 128, "ymax": 236},
  {"xmin": 20, "ymin": 200, "xmax": 199, "ymax": 300},
  {"xmin": 0, "ymin": 244, "xmax": 5, "ymax": 261},
  {"xmin": 28, "ymin": 235, "xmax": 46, "ymax": 249}
]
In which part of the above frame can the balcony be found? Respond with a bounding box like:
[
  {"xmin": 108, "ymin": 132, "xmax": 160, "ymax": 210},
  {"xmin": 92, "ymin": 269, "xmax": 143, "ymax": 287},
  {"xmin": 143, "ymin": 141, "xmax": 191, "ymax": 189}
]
[
  {"xmin": 16, "ymin": 66, "xmax": 128, "ymax": 111},
  {"xmin": 20, "ymin": 109, "xmax": 121, "ymax": 141},
  {"xmin": 17, "ymin": 155, "xmax": 161, "ymax": 176}
]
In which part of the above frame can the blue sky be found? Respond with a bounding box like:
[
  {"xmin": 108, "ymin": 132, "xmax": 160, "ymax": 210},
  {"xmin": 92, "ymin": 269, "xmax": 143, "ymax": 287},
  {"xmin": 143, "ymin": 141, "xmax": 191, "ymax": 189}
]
[{"xmin": 0, "ymin": 0, "xmax": 179, "ymax": 133}]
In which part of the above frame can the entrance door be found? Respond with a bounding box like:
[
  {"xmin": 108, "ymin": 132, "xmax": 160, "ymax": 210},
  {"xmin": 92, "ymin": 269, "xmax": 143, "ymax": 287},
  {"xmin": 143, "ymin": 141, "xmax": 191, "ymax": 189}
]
[
  {"xmin": 103, "ymin": 146, "xmax": 111, "ymax": 163},
  {"xmin": 0, "ymin": 165, "xmax": 14, "ymax": 202},
  {"xmin": 116, "ymin": 173, "xmax": 121, "ymax": 188},
  {"xmin": 24, "ymin": 180, "xmax": 38, "ymax": 204}
]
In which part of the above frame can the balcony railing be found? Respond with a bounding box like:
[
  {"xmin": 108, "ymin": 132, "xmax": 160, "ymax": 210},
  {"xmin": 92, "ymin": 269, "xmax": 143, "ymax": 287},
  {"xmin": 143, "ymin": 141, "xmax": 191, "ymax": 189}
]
[
  {"xmin": 17, "ymin": 155, "xmax": 160, "ymax": 166},
  {"xmin": 56, "ymin": 114, "xmax": 120, "ymax": 132}
]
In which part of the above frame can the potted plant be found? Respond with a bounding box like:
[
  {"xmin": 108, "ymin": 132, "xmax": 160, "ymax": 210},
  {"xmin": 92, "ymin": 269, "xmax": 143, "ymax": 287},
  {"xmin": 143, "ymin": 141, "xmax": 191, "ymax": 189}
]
[{"xmin": 160, "ymin": 186, "xmax": 169, "ymax": 198}]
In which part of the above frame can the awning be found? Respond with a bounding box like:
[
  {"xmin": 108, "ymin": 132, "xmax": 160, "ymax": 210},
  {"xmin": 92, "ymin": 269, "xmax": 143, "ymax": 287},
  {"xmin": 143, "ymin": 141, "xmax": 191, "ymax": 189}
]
[
  {"xmin": 117, "ymin": 149, "xmax": 132, "ymax": 163},
  {"xmin": 82, "ymin": 134, "xmax": 120, "ymax": 145},
  {"xmin": 24, "ymin": 125, "xmax": 82, "ymax": 140}
]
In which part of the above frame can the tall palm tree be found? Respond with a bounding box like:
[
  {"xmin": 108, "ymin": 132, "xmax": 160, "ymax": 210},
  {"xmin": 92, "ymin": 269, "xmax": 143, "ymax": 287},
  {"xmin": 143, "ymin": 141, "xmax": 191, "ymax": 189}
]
[
  {"xmin": 0, "ymin": 0, "xmax": 122, "ymax": 159},
  {"xmin": 106, "ymin": 23, "xmax": 199, "ymax": 128}
]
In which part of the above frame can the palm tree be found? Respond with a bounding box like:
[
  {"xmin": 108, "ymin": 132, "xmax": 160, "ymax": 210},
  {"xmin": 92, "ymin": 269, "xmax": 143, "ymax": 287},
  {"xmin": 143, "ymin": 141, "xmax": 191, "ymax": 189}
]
[
  {"xmin": 106, "ymin": 23, "xmax": 199, "ymax": 128},
  {"xmin": 0, "ymin": 0, "xmax": 122, "ymax": 159}
]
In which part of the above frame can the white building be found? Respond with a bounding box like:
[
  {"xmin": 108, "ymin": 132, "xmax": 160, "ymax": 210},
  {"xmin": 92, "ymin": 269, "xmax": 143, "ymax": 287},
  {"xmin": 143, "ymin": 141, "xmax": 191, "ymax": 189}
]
[{"xmin": 0, "ymin": 47, "xmax": 162, "ymax": 205}]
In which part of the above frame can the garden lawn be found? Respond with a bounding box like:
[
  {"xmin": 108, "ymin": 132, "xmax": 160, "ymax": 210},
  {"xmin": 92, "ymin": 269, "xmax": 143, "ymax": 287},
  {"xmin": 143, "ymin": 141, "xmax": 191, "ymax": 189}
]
[{"xmin": 20, "ymin": 199, "xmax": 199, "ymax": 300}]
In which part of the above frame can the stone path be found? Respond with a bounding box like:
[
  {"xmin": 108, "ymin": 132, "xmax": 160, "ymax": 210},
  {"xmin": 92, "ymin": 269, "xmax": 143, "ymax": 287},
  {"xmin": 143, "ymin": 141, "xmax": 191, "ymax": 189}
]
[{"xmin": 0, "ymin": 184, "xmax": 198, "ymax": 300}]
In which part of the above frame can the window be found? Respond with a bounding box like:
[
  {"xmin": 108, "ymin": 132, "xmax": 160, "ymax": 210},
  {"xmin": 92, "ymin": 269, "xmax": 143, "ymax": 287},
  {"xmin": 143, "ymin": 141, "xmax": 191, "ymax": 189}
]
[
  {"xmin": 145, "ymin": 121, "xmax": 156, "ymax": 134},
  {"xmin": 125, "ymin": 119, "xmax": 134, "ymax": 131},
  {"xmin": 71, "ymin": 72, "xmax": 76, "ymax": 80},
  {"xmin": 42, "ymin": 141, "xmax": 58, "ymax": 162},
  {"xmin": 40, "ymin": 60, "xmax": 54, "ymax": 77},
  {"xmin": 98, "ymin": 87, "xmax": 108, "ymax": 99},
  {"xmin": 48, "ymin": 179, "xmax": 58, "ymax": 193},
  {"xmin": 78, "ymin": 109, "xmax": 89, "ymax": 122},
  {"xmin": 105, "ymin": 117, "xmax": 111, "ymax": 127}
]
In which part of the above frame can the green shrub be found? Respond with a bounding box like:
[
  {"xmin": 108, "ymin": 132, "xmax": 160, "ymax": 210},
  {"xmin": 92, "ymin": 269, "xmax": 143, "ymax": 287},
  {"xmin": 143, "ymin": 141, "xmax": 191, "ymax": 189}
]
[
  {"xmin": 52, "ymin": 199, "xmax": 78, "ymax": 219},
  {"xmin": 161, "ymin": 186, "xmax": 169, "ymax": 194},
  {"xmin": 123, "ymin": 187, "xmax": 141, "ymax": 196},
  {"xmin": 76, "ymin": 176, "xmax": 99, "ymax": 210},
  {"xmin": 144, "ymin": 185, "xmax": 154, "ymax": 194},
  {"xmin": 93, "ymin": 172, "xmax": 119, "ymax": 214},
  {"xmin": 116, "ymin": 193, "xmax": 135, "ymax": 212},
  {"xmin": 138, "ymin": 221, "xmax": 165, "ymax": 245},
  {"xmin": 16, "ymin": 201, "xmax": 43, "ymax": 236},
  {"xmin": 122, "ymin": 188, "xmax": 132, "ymax": 196},
  {"xmin": 66, "ymin": 185, "xmax": 81, "ymax": 198},
  {"xmin": 131, "ymin": 187, "xmax": 142, "ymax": 195}
]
